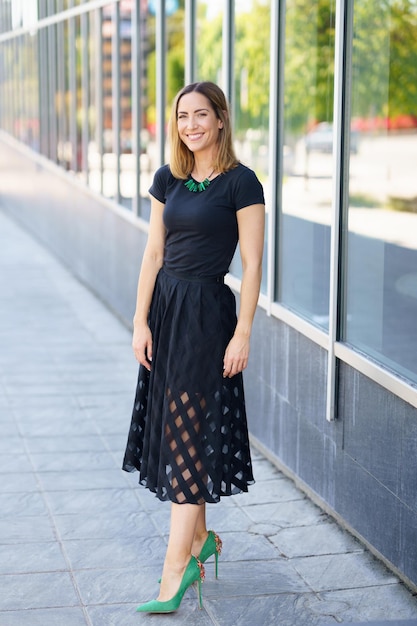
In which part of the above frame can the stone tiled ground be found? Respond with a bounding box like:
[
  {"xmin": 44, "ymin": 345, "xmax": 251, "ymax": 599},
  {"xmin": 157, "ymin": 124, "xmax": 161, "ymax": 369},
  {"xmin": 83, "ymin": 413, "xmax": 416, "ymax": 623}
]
[{"xmin": 1, "ymin": 209, "xmax": 417, "ymax": 626}]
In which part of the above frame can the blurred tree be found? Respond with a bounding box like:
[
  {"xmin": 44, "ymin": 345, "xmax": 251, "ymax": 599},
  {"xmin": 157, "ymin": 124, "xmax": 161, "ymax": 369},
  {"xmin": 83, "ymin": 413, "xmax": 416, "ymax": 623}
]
[
  {"xmin": 234, "ymin": 0, "xmax": 271, "ymax": 134},
  {"xmin": 284, "ymin": 0, "xmax": 335, "ymax": 135}
]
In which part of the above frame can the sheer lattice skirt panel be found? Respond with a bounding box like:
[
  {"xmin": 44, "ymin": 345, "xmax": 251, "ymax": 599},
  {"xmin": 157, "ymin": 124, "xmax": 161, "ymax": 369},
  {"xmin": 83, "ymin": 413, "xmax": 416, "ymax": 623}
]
[{"xmin": 122, "ymin": 269, "xmax": 255, "ymax": 504}]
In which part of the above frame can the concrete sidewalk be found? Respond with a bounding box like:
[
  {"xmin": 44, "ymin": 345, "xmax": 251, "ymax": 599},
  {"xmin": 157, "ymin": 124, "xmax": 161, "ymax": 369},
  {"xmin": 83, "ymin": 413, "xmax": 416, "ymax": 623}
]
[{"xmin": 1, "ymin": 208, "xmax": 417, "ymax": 626}]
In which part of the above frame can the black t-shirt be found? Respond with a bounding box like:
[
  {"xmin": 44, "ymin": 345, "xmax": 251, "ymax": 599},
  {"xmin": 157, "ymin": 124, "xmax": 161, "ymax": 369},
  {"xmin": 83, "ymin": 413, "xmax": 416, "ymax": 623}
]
[{"xmin": 149, "ymin": 163, "xmax": 264, "ymax": 277}]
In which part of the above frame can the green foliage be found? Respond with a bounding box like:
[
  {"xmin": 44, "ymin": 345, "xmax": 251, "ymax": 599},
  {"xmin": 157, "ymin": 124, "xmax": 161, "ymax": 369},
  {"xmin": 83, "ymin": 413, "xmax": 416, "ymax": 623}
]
[
  {"xmin": 143, "ymin": 0, "xmax": 417, "ymax": 136},
  {"xmin": 166, "ymin": 6, "xmax": 185, "ymax": 103},
  {"xmin": 195, "ymin": 6, "xmax": 222, "ymax": 83},
  {"xmin": 352, "ymin": 0, "xmax": 417, "ymax": 120},
  {"xmin": 234, "ymin": 1, "xmax": 271, "ymax": 132},
  {"xmin": 284, "ymin": 0, "xmax": 336, "ymax": 135}
]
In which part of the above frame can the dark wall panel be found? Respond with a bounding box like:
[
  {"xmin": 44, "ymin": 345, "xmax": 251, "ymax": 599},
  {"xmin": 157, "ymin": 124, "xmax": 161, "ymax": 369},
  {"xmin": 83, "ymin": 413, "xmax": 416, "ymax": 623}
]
[{"xmin": 0, "ymin": 139, "xmax": 145, "ymax": 326}]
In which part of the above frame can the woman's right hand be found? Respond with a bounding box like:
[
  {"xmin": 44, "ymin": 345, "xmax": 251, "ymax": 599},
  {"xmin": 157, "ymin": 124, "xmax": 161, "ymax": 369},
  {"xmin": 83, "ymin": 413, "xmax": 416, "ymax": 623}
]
[{"xmin": 132, "ymin": 323, "xmax": 153, "ymax": 371}]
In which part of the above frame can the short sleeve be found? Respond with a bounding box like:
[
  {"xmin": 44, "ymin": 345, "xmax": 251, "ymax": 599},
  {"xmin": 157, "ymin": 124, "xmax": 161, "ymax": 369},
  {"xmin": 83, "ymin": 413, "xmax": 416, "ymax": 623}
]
[
  {"xmin": 148, "ymin": 165, "xmax": 171, "ymax": 203},
  {"xmin": 233, "ymin": 166, "xmax": 265, "ymax": 211}
]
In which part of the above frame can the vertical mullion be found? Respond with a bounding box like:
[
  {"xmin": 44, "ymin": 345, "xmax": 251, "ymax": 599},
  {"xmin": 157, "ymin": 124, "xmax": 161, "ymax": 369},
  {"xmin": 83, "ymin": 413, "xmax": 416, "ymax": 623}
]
[
  {"xmin": 222, "ymin": 0, "xmax": 234, "ymax": 109},
  {"xmin": 185, "ymin": 0, "xmax": 196, "ymax": 84},
  {"xmin": 326, "ymin": 0, "xmax": 350, "ymax": 421},
  {"xmin": 38, "ymin": 0, "xmax": 49, "ymax": 156},
  {"xmin": 267, "ymin": 0, "xmax": 283, "ymax": 314},
  {"xmin": 275, "ymin": 0, "xmax": 286, "ymax": 304},
  {"xmin": 1, "ymin": 41, "xmax": 5, "ymax": 130},
  {"xmin": 68, "ymin": 1, "xmax": 77, "ymax": 172},
  {"xmin": 156, "ymin": 0, "xmax": 166, "ymax": 167},
  {"xmin": 19, "ymin": 36, "xmax": 23, "ymax": 138},
  {"xmin": 41, "ymin": 27, "xmax": 49, "ymax": 156},
  {"xmin": 95, "ymin": 8, "xmax": 104, "ymax": 194},
  {"xmin": 57, "ymin": 0, "xmax": 66, "ymax": 166},
  {"xmin": 81, "ymin": 9, "xmax": 89, "ymax": 178},
  {"xmin": 48, "ymin": 0, "xmax": 57, "ymax": 161},
  {"xmin": 17, "ymin": 36, "xmax": 23, "ymax": 141},
  {"xmin": 131, "ymin": 0, "xmax": 142, "ymax": 216},
  {"xmin": 112, "ymin": 0, "xmax": 121, "ymax": 202},
  {"xmin": 11, "ymin": 39, "xmax": 15, "ymax": 135}
]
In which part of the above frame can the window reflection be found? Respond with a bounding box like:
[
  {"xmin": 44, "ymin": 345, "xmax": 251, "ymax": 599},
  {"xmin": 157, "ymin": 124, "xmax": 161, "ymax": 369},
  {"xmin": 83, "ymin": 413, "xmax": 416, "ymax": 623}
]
[
  {"xmin": 279, "ymin": 0, "xmax": 335, "ymax": 329},
  {"xmin": 196, "ymin": 1, "xmax": 223, "ymax": 83},
  {"xmin": 138, "ymin": 3, "xmax": 156, "ymax": 212},
  {"xmin": 345, "ymin": 0, "xmax": 417, "ymax": 383},
  {"xmin": 230, "ymin": 0, "xmax": 271, "ymax": 293}
]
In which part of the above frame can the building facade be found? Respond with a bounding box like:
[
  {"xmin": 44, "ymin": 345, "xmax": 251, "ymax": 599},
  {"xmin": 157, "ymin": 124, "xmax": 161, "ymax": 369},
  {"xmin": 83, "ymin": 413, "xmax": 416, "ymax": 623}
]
[{"xmin": 1, "ymin": 0, "xmax": 417, "ymax": 588}]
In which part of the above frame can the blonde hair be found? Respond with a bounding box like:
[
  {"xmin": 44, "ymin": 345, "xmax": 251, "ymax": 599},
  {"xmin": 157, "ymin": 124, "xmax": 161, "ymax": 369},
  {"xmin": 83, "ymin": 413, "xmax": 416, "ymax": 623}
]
[{"xmin": 168, "ymin": 82, "xmax": 239, "ymax": 180}]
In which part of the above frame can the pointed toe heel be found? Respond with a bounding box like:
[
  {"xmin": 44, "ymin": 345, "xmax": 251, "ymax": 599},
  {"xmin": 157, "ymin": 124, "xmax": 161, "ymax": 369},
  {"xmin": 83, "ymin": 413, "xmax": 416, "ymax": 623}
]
[{"xmin": 137, "ymin": 555, "xmax": 205, "ymax": 613}]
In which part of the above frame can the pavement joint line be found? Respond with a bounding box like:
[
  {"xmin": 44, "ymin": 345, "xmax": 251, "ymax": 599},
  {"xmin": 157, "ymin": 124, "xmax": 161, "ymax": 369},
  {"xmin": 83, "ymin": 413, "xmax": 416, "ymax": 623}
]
[{"xmin": 1, "ymin": 208, "xmax": 417, "ymax": 623}]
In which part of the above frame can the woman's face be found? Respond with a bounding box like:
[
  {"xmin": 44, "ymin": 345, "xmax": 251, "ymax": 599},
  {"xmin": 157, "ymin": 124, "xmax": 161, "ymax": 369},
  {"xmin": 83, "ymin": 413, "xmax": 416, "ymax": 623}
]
[{"xmin": 177, "ymin": 91, "xmax": 223, "ymax": 157}]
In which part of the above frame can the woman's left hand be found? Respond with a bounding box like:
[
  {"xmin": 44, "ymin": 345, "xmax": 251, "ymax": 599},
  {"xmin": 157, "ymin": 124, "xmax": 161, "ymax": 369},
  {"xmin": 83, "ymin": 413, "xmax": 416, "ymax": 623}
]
[{"xmin": 223, "ymin": 332, "xmax": 250, "ymax": 378}]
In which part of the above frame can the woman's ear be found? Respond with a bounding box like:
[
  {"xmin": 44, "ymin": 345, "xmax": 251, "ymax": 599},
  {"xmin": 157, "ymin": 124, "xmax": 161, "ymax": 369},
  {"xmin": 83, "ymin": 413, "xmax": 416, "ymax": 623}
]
[{"xmin": 219, "ymin": 110, "xmax": 227, "ymax": 129}]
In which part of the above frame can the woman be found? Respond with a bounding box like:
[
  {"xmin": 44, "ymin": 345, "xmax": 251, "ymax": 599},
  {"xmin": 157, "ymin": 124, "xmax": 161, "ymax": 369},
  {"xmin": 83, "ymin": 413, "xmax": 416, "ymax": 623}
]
[{"xmin": 122, "ymin": 81, "xmax": 265, "ymax": 613}]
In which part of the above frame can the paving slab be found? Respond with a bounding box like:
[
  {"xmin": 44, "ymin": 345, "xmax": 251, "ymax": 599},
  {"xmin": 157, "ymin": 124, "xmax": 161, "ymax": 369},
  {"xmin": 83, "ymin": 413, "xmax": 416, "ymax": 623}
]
[
  {"xmin": 320, "ymin": 622, "xmax": 417, "ymax": 626},
  {"xmin": 1, "ymin": 207, "xmax": 417, "ymax": 625}
]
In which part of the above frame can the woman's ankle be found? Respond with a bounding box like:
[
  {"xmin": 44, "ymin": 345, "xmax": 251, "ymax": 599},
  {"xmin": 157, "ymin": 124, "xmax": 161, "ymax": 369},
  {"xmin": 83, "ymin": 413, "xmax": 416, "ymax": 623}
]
[{"xmin": 192, "ymin": 530, "xmax": 209, "ymax": 555}]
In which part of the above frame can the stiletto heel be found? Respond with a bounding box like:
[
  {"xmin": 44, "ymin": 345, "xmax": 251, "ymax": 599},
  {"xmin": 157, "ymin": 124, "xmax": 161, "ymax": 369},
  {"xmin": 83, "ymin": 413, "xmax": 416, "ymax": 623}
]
[
  {"xmin": 198, "ymin": 530, "xmax": 222, "ymax": 579},
  {"xmin": 158, "ymin": 530, "xmax": 222, "ymax": 583},
  {"xmin": 136, "ymin": 556, "xmax": 204, "ymax": 613}
]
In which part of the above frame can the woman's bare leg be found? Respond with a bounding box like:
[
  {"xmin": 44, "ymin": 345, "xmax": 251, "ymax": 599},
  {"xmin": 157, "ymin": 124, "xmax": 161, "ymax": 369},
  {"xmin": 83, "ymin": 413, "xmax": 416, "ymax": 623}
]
[
  {"xmin": 192, "ymin": 502, "xmax": 209, "ymax": 556},
  {"xmin": 158, "ymin": 502, "xmax": 202, "ymax": 601}
]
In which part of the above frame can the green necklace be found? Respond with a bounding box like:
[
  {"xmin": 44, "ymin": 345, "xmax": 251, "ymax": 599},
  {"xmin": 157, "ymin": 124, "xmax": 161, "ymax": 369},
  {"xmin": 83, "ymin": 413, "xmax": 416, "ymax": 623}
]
[{"xmin": 184, "ymin": 169, "xmax": 215, "ymax": 193}]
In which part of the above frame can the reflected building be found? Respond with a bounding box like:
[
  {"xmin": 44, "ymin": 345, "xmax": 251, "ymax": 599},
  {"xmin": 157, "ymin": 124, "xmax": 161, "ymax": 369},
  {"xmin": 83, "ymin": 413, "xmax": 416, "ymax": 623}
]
[{"xmin": 1, "ymin": 0, "xmax": 417, "ymax": 591}]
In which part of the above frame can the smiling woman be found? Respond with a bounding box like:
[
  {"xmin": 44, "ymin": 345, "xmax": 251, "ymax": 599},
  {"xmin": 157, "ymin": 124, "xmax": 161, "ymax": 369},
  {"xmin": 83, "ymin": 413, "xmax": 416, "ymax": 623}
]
[{"xmin": 122, "ymin": 81, "xmax": 265, "ymax": 614}]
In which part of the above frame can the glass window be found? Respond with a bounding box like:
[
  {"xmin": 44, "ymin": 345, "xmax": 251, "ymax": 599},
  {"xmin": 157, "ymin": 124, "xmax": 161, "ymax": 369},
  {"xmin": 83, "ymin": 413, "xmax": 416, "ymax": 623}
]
[
  {"xmin": 230, "ymin": 0, "xmax": 271, "ymax": 294},
  {"xmin": 279, "ymin": 0, "xmax": 336, "ymax": 329},
  {"xmin": 196, "ymin": 1, "xmax": 223, "ymax": 83},
  {"xmin": 166, "ymin": 3, "xmax": 184, "ymax": 104},
  {"xmin": 101, "ymin": 4, "xmax": 117, "ymax": 197},
  {"xmin": 0, "ymin": 1, "xmax": 13, "ymax": 34},
  {"xmin": 138, "ymin": 2, "xmax": 156, "ymax": 217},
  {"xmin": 56, "ymin": 17, "xmax": 68, "ymax": 168},
  {"xmin": 344, "ymin": 0, "xmax": 417, "ymax": 384},
  {"xmin": 26, "ymin": 32, "xmax": 40, "ymax": 151},
  {"xmin": 119, "ymin": 1, "xmax": 134, "ymax": 207}
]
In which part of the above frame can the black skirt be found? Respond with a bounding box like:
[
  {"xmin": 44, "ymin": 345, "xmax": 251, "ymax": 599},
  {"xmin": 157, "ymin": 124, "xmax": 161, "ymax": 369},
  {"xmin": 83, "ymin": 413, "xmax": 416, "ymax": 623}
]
[{"xmin": 122, "ymin": 268, "xmax": 255, "ymax": 504}]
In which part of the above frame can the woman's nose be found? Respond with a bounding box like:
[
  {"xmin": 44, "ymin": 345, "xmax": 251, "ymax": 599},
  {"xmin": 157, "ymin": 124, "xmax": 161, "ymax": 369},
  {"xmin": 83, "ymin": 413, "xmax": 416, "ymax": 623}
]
[{"xmin": 187, "ymin": 116, "xmax": 198, "ymax": 129}]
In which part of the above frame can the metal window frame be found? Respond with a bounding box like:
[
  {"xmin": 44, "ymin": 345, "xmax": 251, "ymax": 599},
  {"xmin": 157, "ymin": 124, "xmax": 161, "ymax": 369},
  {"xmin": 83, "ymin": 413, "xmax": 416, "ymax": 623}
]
[
  {"xmin": 112, "ymin": 0, "xmax": 121, "ymax": 202},
  {"xmin": 222, "ymin": 0, "xmax": 234, "ymax": 110},
  {"xmin": 0, "ymin": 0, "xmax": 121, "ymax": 43},
  {"xmin": 131, "ymin": 0, "xmax": 142, "ymax": 216},
  {"xmin": 47, "ymin": 0, "xmax": 58, "ymax": 161},
  {"xmin": 68, "ymin": 1, "xmax": 77, "ymax": 172},
  {"xmin": 81, "ymin": 8, "xmax": 90, "ymax": 178},
  {"xmin": 325, "ymin": 0, "xmax": 347, "ymax": 421},
  {"xmin": 267, "ymin": 0, "xmax": 284, "ymax": 314},
  {"xmin": 155, "ymin": 0, "xmax": 166, "ymax": 167},
  {"xmin": 94, "ymin": 7, "xmax": 104, "ymax": 194},
  {"xmin": 56, "ymin": 0, "xmax": 66, "ymax": 166},
  {"xmin": 38, "ymin": 0, "xmax": 49, "ymax": 156},
  {"xmin": 185, "ymin": 0, "xmax": 196, "ymax": 85}
]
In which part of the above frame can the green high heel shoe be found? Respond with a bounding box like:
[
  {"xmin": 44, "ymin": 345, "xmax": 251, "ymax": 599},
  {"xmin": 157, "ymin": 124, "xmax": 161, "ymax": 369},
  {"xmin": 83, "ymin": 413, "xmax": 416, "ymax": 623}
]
[
  {"xmin": 199, "ymin": 530, "xmax": 222, "ymax": 579},
  {"xmin": 136, "ymin": 555, "xmax": 205, "ymax": 613},
  {"xmin": 158, "ymin": 530, "xmax": 222, "ymax": 583}
]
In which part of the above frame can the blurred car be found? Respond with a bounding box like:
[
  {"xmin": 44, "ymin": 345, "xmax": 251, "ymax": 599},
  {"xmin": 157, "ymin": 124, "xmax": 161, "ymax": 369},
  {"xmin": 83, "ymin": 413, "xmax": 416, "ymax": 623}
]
[{"xmin": 305, "ymin": 122, "xmax": 358, "ymax": 154}]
